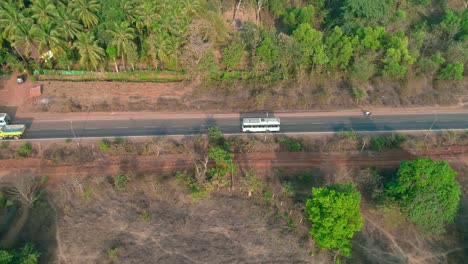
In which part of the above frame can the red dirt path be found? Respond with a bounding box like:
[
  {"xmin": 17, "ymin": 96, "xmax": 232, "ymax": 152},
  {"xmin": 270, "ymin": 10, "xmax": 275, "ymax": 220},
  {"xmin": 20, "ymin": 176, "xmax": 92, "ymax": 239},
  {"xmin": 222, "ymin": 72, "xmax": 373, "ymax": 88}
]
[{"xmin": 1, "ymin": 147, "xmax": 466, "ymax": 185}]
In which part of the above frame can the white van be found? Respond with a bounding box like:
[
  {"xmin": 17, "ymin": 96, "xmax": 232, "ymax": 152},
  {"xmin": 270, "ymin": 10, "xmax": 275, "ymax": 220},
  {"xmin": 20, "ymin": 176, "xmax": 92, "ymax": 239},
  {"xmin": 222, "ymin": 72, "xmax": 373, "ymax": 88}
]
[{"xmin": 0, "ymin": 113, "xmax": 12, "ymax": 126}]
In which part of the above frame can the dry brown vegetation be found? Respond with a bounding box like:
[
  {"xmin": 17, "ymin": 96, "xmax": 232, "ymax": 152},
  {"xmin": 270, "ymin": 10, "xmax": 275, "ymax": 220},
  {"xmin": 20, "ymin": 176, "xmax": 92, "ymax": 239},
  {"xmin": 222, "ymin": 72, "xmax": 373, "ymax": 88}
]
[{"xmin": 0, "ymin": 132, "xmax": 467, "ymax": 263}]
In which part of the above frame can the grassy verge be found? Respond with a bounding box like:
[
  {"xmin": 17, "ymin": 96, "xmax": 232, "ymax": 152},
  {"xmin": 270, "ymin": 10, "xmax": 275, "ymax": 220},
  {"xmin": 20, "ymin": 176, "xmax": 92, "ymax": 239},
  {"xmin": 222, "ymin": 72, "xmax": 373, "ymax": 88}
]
[{"xmin": 34, "ymin": 70, "xmax": 184, "ymax": 82}]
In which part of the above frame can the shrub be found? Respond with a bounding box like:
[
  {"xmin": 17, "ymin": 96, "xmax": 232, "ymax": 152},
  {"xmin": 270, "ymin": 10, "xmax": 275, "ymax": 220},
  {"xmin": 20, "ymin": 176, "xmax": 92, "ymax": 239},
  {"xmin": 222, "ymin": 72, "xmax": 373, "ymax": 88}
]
[
  {"xmin": 386, "ymin": 159, "xmax": 461, "ymax": 234},
  {"xmin": 139, "ymin": 209, "xmax": 150, "ymax": 223},
  {"xmin": 279, "ymin": 137, "xmax": 303, "ymax": 152},
  {"xmin": 114, "ymin": 137, "xmax": 123, "ymax": 144},
  {"xmin": 107, "ymin": 248, "xmax": 118, "ymax": 260},
  {"xmin": 30, "ymin": 76, "xmax": 38, "ymax": 82},
  {"xmin": 207, "ymin": 127, "xmax": 223, "ymax": 146},
  {"xmin": 65, "ymin": 138, "xmax": 72, "ymax": 143},
  {"xmin": 114, "ymin": 172, "xmax": 128, "ymax": 191},
  {"xmin": 1, "ymin": 141, "xmax": 9, "ymax": 149},
  {"xmin": 282, "ymin": 182, "xmax": 295, "ymax": 197},
  {"xmin": 17, "ymin": 142, "xmax": 32, "ymax": 157},
  {"xmin": 371, "ymin": 134, "xmax": 406, "ymax": 151},
  {"xmin": 263, "ymin": 189, "xmax": 273, "ymax": 201},
  {"xmin": 439, "ymin": 62, "xmax": 464, "ymax": 80},
  {"xmin": 99, "ymin": 140, "xmax": 110, "ymax": 152}
]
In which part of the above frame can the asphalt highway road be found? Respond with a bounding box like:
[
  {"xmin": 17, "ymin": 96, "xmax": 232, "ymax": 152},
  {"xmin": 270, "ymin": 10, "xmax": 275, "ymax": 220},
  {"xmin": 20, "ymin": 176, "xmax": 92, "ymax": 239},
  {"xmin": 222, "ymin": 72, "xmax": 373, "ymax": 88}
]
[{"xmin": 11, "ymin": 113, "xmax": 468, "ymax": 140}]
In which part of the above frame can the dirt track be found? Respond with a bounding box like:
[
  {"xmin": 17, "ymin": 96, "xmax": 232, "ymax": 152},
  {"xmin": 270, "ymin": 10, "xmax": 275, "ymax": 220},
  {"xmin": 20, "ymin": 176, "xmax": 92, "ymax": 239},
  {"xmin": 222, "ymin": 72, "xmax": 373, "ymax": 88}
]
[{"xmin": 1, "ymin": 147, "xmax": 466, "ymax": 184}]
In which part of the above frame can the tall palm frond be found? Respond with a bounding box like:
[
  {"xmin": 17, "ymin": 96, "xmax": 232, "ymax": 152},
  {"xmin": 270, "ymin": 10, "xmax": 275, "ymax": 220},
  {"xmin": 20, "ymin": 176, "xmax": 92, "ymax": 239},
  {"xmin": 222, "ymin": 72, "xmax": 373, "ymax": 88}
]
[
  {"xmin": 73, "ymin": 31, "xmax": 104, "ymax": 70},
  {"xmin": 28, "ymin": 0, "xmax": 57, "ymax": 24},
  {"xmin": 69, "ymin": 0, "xmax": 100, "ymax": 28}
]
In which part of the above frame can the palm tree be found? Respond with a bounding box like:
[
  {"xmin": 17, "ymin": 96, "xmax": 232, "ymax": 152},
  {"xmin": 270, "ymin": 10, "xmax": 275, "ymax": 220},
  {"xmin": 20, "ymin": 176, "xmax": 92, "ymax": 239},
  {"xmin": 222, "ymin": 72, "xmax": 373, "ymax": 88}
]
[
  {"xmin": 31, "ymin": 22, "xmax": 67, "ymax": 56},
  {"xmin": 28, "ymin": 0, "xmax": 57, "ymax": 24},
  {"xmin": 73, "ymin": 31, "xmax": 105, "ymax": 70},
  {"xmin": 166, "ymin": 35, "xmax": 183, "ymax": 71},
  {"xmin": 135, "ymin": 0, "xmax": 157, "ymax": 35},
  {"xmin": 179, "ymin": 0, "xmax": 201, "ymax": 17},
  {"xmin": 11, "ymin": 22, "xmax": 36, "ymax": 58},
  {"xmin": 69, "ymin": 0, "xmax": 100, "ymax": 29},
  {"xmin": 55, "ymin": 6, "xmax": 83, "ymax": 40},
  {"xmin": 107, "ymin": 21, "xmax": 135, "ymax": 70},
  {"xmin": 0, "ymin": 1, "xmax": 33, "ymax": 62},
  {"xmin": 0, "ymin": 0, "xmax": 25, "ymax": 41}
]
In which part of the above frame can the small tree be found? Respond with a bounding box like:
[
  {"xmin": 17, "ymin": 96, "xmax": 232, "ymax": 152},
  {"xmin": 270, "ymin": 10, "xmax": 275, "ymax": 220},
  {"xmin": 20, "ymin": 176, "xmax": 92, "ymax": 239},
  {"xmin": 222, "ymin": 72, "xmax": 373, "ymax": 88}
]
[
  {"xmin": 305, "ymin": 182, "xmax": 363, "ymax": 256},
  {"xmin": 207, "ymin": 127, "xmax": 223, "ymax": 146},
  {"xmin": 386, "ymin": 158, "xmax": 461, "ymax": 234},
  {"xmin": 106, "ymin": 45, "xmax": 118, "ymax": 72},
  {"xmin": 221, "ymin": 41, "xmax": 245, "ymax": 71},
  {"xmin": 438, "ymin": 62, "xmax": 464, "ymax": 80}
]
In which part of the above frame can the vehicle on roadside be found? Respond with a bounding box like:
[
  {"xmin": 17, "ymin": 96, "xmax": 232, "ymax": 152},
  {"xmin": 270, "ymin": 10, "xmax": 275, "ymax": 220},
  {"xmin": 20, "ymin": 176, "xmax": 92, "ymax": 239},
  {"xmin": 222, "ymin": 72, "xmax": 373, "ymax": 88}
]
[
  {"xmin": 0, "ymin": 124, "xmax": 26, "ymax": 140},
  {"xmin": 242, "ymin": 118, "xmax": 280, "ymax": 132},
  {"xmin": 17, "ymin": 74, "xmax": 25, "ymax": 84},
  {"xmin": 0, "ymin": 113, "xmax": 11, "ymax": 126},
  {"xmin": 364, "ymin": 111, "xmax": 372, "ymax": 116}
]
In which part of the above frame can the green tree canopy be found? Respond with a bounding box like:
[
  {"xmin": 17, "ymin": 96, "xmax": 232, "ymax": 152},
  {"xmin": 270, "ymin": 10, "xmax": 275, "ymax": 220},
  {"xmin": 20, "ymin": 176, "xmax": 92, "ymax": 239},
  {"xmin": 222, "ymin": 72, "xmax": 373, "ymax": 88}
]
[
  {"xmin": 387, "ymin": 158, "xmax": 461, "ymax": 234},
  {"xmin": 221, "ymin": 41, "xmax": 245, "ymax": 71},
  {"xmin": 305, "ymin": 182, "xmax": 363, "ymax": 256},
  {"xmin": 438, "ymin": 62, "xmax": 464, "ymax": 81}
]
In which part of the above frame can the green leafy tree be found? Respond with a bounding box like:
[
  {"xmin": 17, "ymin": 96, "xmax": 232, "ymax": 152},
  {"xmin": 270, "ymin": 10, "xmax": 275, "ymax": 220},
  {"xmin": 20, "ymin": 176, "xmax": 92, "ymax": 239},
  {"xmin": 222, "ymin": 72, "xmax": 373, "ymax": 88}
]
[
  {"xmin": 305, "ymin": 182, "xmax": 363, "ymax": 256},
  {"xmin": 208, "ymin": 147, "xmax": 237, "ymax": 182},
  {"xmin": 356, "ymin": 26, "xmax": 386, "ymax": 52},
  {"xmin": 416, "ymin": 53, "xmax": 445, "ymax": 75},
  {"xmin": 126, "ymin": 43, "xmax": 139, "ymax": 71},
  {"xmin": 351, "ymin": 87, "xmax": 367, "ymax": 103},
  {"xmin": 343, "ymin": 0, "xmax": 390, "ymax": 22},
  {"xmin": 325, "ymin": 26, "xmax": 355, "ymax": 70},
  {"xmin": 207, "ymin": 126, "xmax": 223, "ymax": 146},
  {"xmin": 73, "ymin": 31, "xmax": 105, "ymax": 70},
  {"xmin": 350, "ymin": 60, "xmax": 375, "ymax": 82},
  {"xmin": 383, "ymin": 33, "xmax": 415, "ymax": 79},
  {"xmin": 15, "ymin": 243, "xmax": 40, "ymax": 264},
  {"xmin": 387, "ymin": 159, "xmax": 461, "ymax": 234},
  {"xmin": 256, "ymin": 37, "xmax": 279, "ymax": 69},
  {"xmin": 292, "ymin": 23, "xmax": 323, "ymax": 60},
  {"xmin": 0, "ymin": 250, "xmax": 13, "ymax": 263},
  {"xmin": 438, "ymin": 62, "xmax": 464, "ymax": 81},
  {"xmin": 106, "ymin": 45, "xmax": 118, "ymax": 72},
  {"xmin": 221, "ymin": 41, "xmax": 245, "ymax": 71}
]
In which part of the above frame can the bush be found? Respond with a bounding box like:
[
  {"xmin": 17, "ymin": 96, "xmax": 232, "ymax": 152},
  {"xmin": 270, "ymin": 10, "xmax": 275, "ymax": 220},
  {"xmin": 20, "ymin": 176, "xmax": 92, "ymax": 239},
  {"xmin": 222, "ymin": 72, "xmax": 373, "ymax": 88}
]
[
  {"xmin": 207, "ymin": 127, "xmax": 223, "ymax": 146},
  {"xmin": 386, "ymin": 159, "xmax": 461, "ymax": 234},
  {"xmin": 371, "ymin": 134, "xmax": 406, "ymax": 151},
  {"xmin": 279, "ymin": 137, "xmax": 303, "ymax": 152},
  {"xmin": 107, "ymin": 248, "xmax": 118, "ymax": 260},
  {"xmin": 114, "ymin": 137, "xmax": 123, "ymax": 144},
  {"xmin": 30, "ymin": 76, "xmax": 38, "ymax": 82},
  {"xmin": 114, "ymin": 172, "xmax": 128, "ymax": 191},
  {"xmin": 65, "ymin": 138, "xmax": 72, "ymax": 143},
  {"xmin": 1, "ymin": 141, "xmax": 9, "ymax": 149},
  {"xmin": 17, "ymin": 142, "xmax": 32, "ymax": 157},
  {"xmin": 139, "ymin": 209, "xmax": 150, "ymax": 223},
  {"xmin": 438, "ymin": 62, "xmax": 464, "ymax": 80},
  {"xmin": 99, "ymin": 140, "xmax": 110, "ymax": 152},
  {"xmin": 282, "ymin": 182, "xmax": 295, "ymax": 197},
  {"xmin": 263, "ymin": 189, "xmax": 273, "ymax": 201}
]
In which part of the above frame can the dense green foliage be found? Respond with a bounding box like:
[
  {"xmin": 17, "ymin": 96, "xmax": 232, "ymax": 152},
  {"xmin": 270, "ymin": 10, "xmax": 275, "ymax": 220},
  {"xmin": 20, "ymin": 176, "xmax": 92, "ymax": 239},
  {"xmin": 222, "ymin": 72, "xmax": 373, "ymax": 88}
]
[
  {"xmin": 305, "ymin": 182, "xmax": 363, "ymax": 256},
  {"xmin": 0, "ymin": 244, "xmax": 40, "ymax": 264},
  {"xmin": 386, "ymin": 159, "xmax": 461, "ymax": 234},
  {"xmin": 0, "ymin": 0, "xmax": 464, "ymax": 87}
]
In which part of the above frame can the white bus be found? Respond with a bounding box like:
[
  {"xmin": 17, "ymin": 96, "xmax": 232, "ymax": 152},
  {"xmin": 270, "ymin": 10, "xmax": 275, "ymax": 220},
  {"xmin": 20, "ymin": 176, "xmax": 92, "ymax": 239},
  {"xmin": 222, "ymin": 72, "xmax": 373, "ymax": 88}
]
[{"xmin": 242, "ymin": 118, "xmax": 280, "ymax": 132}]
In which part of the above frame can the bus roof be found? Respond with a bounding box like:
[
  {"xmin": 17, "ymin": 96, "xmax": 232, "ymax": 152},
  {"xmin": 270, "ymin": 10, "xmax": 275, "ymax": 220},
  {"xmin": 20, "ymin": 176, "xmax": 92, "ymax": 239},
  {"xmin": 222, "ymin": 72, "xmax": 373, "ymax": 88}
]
[{"xmin": 242, "ymin": 118, "xmax": 280, "ymax": 125}]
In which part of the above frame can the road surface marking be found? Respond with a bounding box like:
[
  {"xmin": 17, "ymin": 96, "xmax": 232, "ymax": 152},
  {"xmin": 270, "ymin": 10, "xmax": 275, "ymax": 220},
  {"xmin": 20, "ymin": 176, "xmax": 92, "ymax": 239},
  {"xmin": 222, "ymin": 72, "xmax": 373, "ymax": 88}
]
[
  {"xmin": 116, "ymin": 126, "xmax": 129, "ymax": 129},
  {"xmin": 86, "ymin": 127, "xmax": 99, "ymax": 130},
  {"xmin": 144, "ymin": 126, "xmax": 158, "ymax": 128}
]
